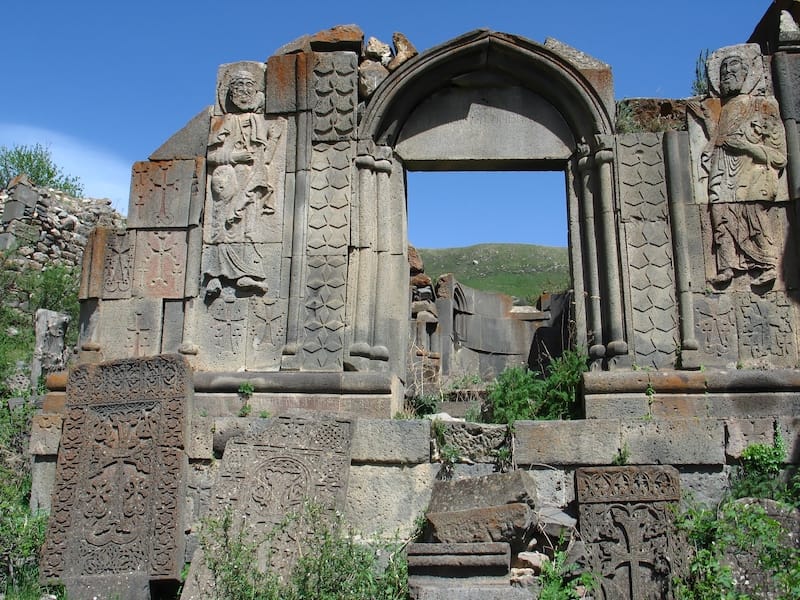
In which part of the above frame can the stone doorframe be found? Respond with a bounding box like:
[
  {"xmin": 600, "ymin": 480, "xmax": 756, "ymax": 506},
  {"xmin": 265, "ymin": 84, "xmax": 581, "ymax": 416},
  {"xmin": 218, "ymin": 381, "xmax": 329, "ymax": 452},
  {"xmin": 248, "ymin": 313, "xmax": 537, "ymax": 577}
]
[{"xmin": 351, "ymin": 30, "xmax": 628, "ymax": 377}]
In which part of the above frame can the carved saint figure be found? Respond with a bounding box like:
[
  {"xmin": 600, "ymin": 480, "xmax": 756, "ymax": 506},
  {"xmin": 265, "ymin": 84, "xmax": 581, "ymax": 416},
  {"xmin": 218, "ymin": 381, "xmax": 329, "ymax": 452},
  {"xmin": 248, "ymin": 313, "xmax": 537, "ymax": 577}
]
[
  {"xmin": 208, "ymin": 69, "xmax": 281, "ymax": 217},
  {"xmin": 693, "ymin": 53, "xmax": 787, "ymax": 287},
  {"xmin": 204, "ymin": 165, "xmax": 268, "ymax": 296}
]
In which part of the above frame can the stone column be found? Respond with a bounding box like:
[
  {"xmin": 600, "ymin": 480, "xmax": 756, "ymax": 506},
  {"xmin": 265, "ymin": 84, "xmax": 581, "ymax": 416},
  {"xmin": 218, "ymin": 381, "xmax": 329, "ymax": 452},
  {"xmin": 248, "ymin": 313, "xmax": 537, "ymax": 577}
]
[
  {"xmin": 577, "ymin": 148, "xmax": 605, "ymax": 359},
  {"xmin": 594, "ymin": 140, "xmax": 628, "ymax": 357}
]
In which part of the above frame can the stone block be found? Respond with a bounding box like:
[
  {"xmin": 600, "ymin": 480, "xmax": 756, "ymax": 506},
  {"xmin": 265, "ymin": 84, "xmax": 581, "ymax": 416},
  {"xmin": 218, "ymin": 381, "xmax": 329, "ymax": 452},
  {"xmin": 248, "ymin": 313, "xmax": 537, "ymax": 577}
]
[
  {"xmin": 514, "ymin": 420, "xmax": 621, "ymax": 466},
  {"xmin": 778, "ymin": 416, "xmax": 800, "ymax": 462},
  {"xmin": 310, "ymin": 52, "xmax": 358, "ymax": 142},
  {"xmin": 410, "ymin": 586, "xmax": 530, "ymax": 600},
  {"xmin": 187, "ymin": 415, "xmax": 213, "ymax": 460},
  {"xmin": 132, "ymin": 230, "xmax": 188, "ymax": 298},
  {"xmin": 407, "ymin": 542, "xmax": 510, "ymax": 570},
  {"xmin": 428, "ymin": 470, "xmax": 537, "ymax": 514},
  {"xmin": 128, "ymin": 159, "xmax": 204, "ymax": 228},
  {"xmin": 526, "ymin": 467, "xmax": 574, "ymax": 507},
  {"xmin": 42, "ymin": 391, "xmax": 66, "ymax": 414},
  {"xmin": 2, "ymin": 200, "xmax": 27, "ymax": 221},
  {"xmin": 438, "ymin": 421, "xmax": 508, "ymax": 463},
  {"xmin": 41, "ymin": 355, "xmax": 191, "ymax": 588},
  {"xmin": 583, "ymin": 394, "xmax": 649, "ymax": 419},
  {"xmin": 725, "ymin": 418, "xmax": 775, "ymax": 459},
  {"xmin": 679, "ymin": 466, "xmax": 731, "ymax": 507},
  {"xmin": 29, "ymin": 413, "xmax": 63, "ymax": 455},
  {"xmin": 149, "ymin": 107, "xmax": 211, "ymax": 160},
  {"xmin": 346, "ymin": 463, "xmax": 438, "ymax": 540},
  {"xmin": 308, "ymin": 24, "xmax": 363, "ymax": 53},
  {"xmin": 427, "ymin": 503, "xmax": 533, "ymax": 545},
  {"xmin": 351, "ymin": 418, "xmax": 430, "ymax": 464},
  {"xmin": 265, "ymin": 53, "xmax": 297, "ymax": 114},
  {"xmin": 621, "ymin": 418, "xmax": 725, "ymax": 465},
  {"xmin": 30, "ymin": 455, "xmax": 56, "ymax": 513},
  {"xmin": 64, "ymin": 572, "xmax": 151, "ymax": 600}
]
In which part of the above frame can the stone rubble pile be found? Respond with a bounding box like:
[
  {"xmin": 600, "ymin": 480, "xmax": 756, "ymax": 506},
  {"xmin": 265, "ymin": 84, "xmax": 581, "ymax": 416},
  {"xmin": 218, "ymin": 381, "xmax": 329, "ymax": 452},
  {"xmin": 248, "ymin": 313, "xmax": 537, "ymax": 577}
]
[{"xmin": 0, "ymin": 174, "xmax": 124, "ymax": 272}]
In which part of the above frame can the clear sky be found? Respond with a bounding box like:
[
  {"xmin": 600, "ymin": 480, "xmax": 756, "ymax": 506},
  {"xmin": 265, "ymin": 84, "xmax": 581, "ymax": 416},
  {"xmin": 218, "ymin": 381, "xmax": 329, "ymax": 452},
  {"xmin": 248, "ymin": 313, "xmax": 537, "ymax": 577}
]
[{"xmin": 0, "ymin": 0, "xmax": 772, "ymax": 248}]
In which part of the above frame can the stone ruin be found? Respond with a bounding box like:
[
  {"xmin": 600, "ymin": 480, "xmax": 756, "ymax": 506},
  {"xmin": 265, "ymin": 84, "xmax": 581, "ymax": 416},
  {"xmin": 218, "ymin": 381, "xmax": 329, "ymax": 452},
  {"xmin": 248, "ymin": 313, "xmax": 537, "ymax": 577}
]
[{"xmin": 27, "ymin": 4, "xmax": 800, "ymax": 598}]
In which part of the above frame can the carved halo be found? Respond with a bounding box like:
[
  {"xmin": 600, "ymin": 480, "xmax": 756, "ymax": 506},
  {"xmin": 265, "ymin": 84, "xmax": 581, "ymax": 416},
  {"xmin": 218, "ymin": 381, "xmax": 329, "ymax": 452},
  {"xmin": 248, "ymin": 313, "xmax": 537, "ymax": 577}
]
[
  {"xmin": 215, "ymin": 61, "xmax": 266, "ymax": 114},
  {"xmin": 706, "ymin": 43, "xmax": 766, "ymax": 98}
]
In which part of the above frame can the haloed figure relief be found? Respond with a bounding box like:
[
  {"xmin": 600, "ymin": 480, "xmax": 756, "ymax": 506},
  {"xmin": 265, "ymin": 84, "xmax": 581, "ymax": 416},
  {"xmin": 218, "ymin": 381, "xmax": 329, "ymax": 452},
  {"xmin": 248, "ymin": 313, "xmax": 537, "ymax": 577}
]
[
  {"xmin": 204, "ymin": 67, "xmax": 282, "ymax": 298},
  {"xmin": 690, "ymin": 47, "xmax": 787, "ymax": 288}
]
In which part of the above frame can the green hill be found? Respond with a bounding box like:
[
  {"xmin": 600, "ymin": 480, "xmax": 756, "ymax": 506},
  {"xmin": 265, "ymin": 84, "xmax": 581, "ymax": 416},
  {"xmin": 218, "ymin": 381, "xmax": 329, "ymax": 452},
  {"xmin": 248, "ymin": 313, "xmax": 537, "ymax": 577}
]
[{"xmin": 417, "ymin": 243, "xmax": 570, "ymax": 302}]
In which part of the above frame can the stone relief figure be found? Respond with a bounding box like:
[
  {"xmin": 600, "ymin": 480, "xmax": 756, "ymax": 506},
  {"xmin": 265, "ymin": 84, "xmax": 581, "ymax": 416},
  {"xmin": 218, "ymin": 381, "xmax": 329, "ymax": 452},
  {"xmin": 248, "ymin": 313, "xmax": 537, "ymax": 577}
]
[
  {"xmin": 689, "ymin": 47, "xmax": 787, "ymax": 288},
  {"xmin": 204, "ymin": 66, "xmax": 281, "ymax": 297}
]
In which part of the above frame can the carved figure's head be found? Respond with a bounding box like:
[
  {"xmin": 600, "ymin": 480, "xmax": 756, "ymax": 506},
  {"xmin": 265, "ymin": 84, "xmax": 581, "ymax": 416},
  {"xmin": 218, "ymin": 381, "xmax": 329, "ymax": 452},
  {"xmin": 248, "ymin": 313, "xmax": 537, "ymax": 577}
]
[
  {"xmin": 210, "ymin": 165, "xmax": 237, "ymax": 202},
  {"xmin": 719, "ymin": 56, "xmax": 748, "ymax": 98},
  {"xmin": 228, "ymin": 70, "xmax": 261, "ymax": 112}
]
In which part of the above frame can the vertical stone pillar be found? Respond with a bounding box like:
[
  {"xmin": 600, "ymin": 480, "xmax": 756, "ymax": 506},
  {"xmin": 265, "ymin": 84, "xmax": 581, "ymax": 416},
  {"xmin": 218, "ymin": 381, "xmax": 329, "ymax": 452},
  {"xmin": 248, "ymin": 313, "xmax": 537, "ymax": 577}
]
[
  {"xmin": 577, "ymin": 148, "xmax": 605, "ymax": 360},
  {"xmin": 595, "ymin": 139, "xmax": 628, "ymax": 358}
]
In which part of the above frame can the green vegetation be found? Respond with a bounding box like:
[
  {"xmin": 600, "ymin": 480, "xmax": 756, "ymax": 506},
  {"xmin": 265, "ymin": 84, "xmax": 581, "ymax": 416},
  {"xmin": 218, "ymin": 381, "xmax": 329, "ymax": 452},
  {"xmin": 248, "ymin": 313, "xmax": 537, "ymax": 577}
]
[
  {"xmin": 0, "ymin": 402, "xmax": 64, "ymax": 599},
  {"xmin": 0, "ymin": 251, "xmax": 80, "ymax": 395},
  {"xmin": 675, "ymin": 434, "xmax": 800, "ymax": 599},
  {"xmin": 0, "ymin": 144, "xmax": 83, "ymax": 197},
  {"xmin": 692, "ymin": 49, "xmax": 710, "ymax": 96},
  {"xmin": 200, "ymin": 503, "xmax": 408, "ymax": 600},
  {"xmin": 485, "ymin": 349, "xmax": 588, "ymax": 424},
  {"xmin": 417, "ymin": 243, "xmax": 569, "ymax": 301},
  {"xmin": 538, "ymin": 549, "xmax": 596, "ymax": 600}
]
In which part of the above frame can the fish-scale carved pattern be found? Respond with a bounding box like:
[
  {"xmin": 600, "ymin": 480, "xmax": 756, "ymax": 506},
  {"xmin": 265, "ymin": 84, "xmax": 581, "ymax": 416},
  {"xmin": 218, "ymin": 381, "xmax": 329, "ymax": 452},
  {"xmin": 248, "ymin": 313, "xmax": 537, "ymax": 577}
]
[
  {"xmin": 312, "ymin": 53, "xmax": 357, "ymax": 142},
  {"xmin": 618, "ymin": 135, "xmax": 678, "ymax": 368}
]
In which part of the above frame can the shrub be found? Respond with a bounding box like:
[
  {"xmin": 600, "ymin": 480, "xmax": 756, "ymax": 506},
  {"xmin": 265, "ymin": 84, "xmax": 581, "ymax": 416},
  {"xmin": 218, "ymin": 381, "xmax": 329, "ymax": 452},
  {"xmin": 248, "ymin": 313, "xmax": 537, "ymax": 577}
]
[
  {"xmin": 200, "ymin": 503, "xmax": 408, "ymax": 600},
  {"xmin": 486, "ymin": 349, "xmax": 588, "ymax": 424},
  {"xmin": 0, "ymin": 144, "xmax": 83, "ymax": 197}
]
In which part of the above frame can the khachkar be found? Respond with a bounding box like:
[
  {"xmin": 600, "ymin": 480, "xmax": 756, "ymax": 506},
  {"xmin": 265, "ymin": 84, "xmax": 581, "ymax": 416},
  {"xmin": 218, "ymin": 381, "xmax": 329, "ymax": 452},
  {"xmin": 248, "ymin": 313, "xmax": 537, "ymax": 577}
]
[
  {"xmin": 40, "ymin": 355, "xmax": 190, "ymax": 600},
  {"xmin": 181, "ymin": 413, "xmax": 354, "ymax": 597},
  {"xmin": 576, "ymin": 466, "xmax": 686, "ymax": 600}
]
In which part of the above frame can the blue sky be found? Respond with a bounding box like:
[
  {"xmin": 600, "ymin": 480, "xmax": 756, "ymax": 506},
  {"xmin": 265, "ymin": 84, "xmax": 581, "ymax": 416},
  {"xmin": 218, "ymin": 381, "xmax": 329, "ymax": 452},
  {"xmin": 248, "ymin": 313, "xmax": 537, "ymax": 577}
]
[{"xmin": 0, "ymin": 1, "xmax": 771, "ymax": 248}]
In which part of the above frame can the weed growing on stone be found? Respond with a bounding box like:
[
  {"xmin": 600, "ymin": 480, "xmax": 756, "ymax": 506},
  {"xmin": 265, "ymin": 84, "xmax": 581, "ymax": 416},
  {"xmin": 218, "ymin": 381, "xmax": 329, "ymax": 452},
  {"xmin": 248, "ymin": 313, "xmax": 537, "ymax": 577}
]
[
  {"xmin": 537, "ymin": 549, "xmax": 596, "ymax": 600},
  {"xmin": 200, "ymin": 503, "xmax": 409, "ymax": 600},
  {"xmin": 0, "ymin": 401, "xmax": 64, "ymax": 599},
  {"xmin": 485, "ymin": 349, "xmax": 588, "ymax": 424},
  {"xmin": 674, "ymin": 435, "xmax": 800, "ymax": 599},
  {"xmin": 237, "ymin": 381, "xmax": 255, "ymax": 398}
]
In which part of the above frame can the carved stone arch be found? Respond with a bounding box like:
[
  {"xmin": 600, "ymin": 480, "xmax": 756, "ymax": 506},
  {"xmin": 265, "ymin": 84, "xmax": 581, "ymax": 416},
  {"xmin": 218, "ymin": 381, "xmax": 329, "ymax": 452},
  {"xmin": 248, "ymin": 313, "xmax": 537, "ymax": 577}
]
[{"xmin": 350, "ymin": 30, "xmax": 629, "ymax": 382}]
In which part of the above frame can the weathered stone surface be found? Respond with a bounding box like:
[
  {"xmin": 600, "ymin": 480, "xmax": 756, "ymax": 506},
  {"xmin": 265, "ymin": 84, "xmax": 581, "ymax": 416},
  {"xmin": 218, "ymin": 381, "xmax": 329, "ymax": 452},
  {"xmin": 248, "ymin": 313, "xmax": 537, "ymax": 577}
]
[
  {"xmin": 128, "ymin": 159, "xmax": 204, "ymax": 229},
  {"xmin": 31, "ymin": 309, "xmax": 70, "ymax": 390},
  {"xmin": 410, "ymin": 586, "xmax": 531, "ymax": 600},
  {"xmin": 514, "ymin": 420, "xmax": 621, "ymax": 466},
  {"xmin": 132, "ymin": 230, "xmax": 188, "ymax": 298},
  {"xmin": 41, "ymin": 355, "xmax": 191, "ymax": 592},
  {"xmin": 621, "ymin": 419, "xmax": 725, "ymax": 464},
  {"xmin": 346, "ymin": 463, "xmax": 438, "ymax": 540},
  {"xmin": 387, "ymin": 31, "xmax": 418, "ymax": 71},
  {"xmin": 427, "ymin": 503, "xmax": 533, "ymax": 545},
  {"xmin": 577, "ymin": 466, "xmax": 685, "ymax": 600},
  {"xmin": 438, "ymin": 421, "xmax": 509, "ymax": 463},
  {"xmin": 428, "ymin": 470, "xmax": 537, "ymax": 514},
  {"xmin": 29, "ymin": 413, "xmax": 63, "ymax": 455},
  {"xmin": 63, "ymin": 572, "xmax": 151, "ymax": 600},
  {"xmin": 365, "ymin": 36, "xmax": 392, "ymax": 65},
  {"xmin": 308, "ymin": 24, "xmax": 363, "ymax": 53},
  {"xmin": 351, "ymin": 418, "xmax": 430, "ymax": 464},
  {"xmin": 396, "ymin": 86, "xmax": 573, "ymax": 166},
  {"xmin": 359, "ymin": 59, "xmax": 389, "ymax": 100},
  {"xmin": 30, "ymin": 456, "xmax": 56, "ymax": 513},
  {"xmin": 185, "ymin": 413, "xmax": 354, "ymax": 596},
  {"xmin": 725, "ymin": 418, "xmax": 775, "ymax": 459},
  {"xmin": 149, "ymin": 108, "xmax": 211, "ymax": 160},
  {"xmin": 311, "ymin": 53, "xmax": 358, "ymax": 142}
]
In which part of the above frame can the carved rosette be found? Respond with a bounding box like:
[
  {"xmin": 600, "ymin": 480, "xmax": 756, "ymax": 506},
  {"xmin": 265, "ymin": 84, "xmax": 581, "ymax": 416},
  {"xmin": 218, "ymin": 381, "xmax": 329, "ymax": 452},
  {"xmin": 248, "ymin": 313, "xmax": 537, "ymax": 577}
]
[
  {"xmin": 312, "ymin": 53, "xmax": 357, "ymax": 142},
  {"xmin": 41, "ymin": 355, "xmax": 190, "ymax": 584},
  {"xmin": 576, "ymin": 466, "xmax": 685, "ymax": 600}
]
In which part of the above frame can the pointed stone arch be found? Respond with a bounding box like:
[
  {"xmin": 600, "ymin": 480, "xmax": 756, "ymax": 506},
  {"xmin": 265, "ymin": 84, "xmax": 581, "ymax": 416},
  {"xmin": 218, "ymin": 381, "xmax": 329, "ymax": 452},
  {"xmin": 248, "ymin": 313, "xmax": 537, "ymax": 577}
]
[{"xmin": 349, "ymin": 30, "xmax": 630, "ymax": 381}]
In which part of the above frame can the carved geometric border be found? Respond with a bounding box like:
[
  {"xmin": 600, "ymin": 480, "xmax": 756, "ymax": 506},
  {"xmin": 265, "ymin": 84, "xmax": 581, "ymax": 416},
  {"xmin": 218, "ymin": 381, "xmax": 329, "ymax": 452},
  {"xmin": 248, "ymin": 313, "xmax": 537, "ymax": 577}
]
[{"xmin": 576, "ymin": 466, "xmax": 681, "ymax": 504}]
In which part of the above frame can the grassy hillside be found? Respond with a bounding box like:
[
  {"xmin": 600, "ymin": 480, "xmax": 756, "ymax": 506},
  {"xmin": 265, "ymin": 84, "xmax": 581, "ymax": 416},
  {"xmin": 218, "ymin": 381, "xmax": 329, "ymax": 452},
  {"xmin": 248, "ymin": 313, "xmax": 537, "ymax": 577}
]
[{"xmin": 417, "ymin": 243, "xmax": 570, "ymax": 302}]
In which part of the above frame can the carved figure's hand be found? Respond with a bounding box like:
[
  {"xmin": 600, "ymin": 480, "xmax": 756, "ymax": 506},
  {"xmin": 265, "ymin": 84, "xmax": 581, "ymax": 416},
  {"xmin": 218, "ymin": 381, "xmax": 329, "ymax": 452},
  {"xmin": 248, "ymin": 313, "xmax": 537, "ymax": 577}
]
[{"xmin": 231, "ymin": 150, "xmax": 253, "ymax": 163}]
